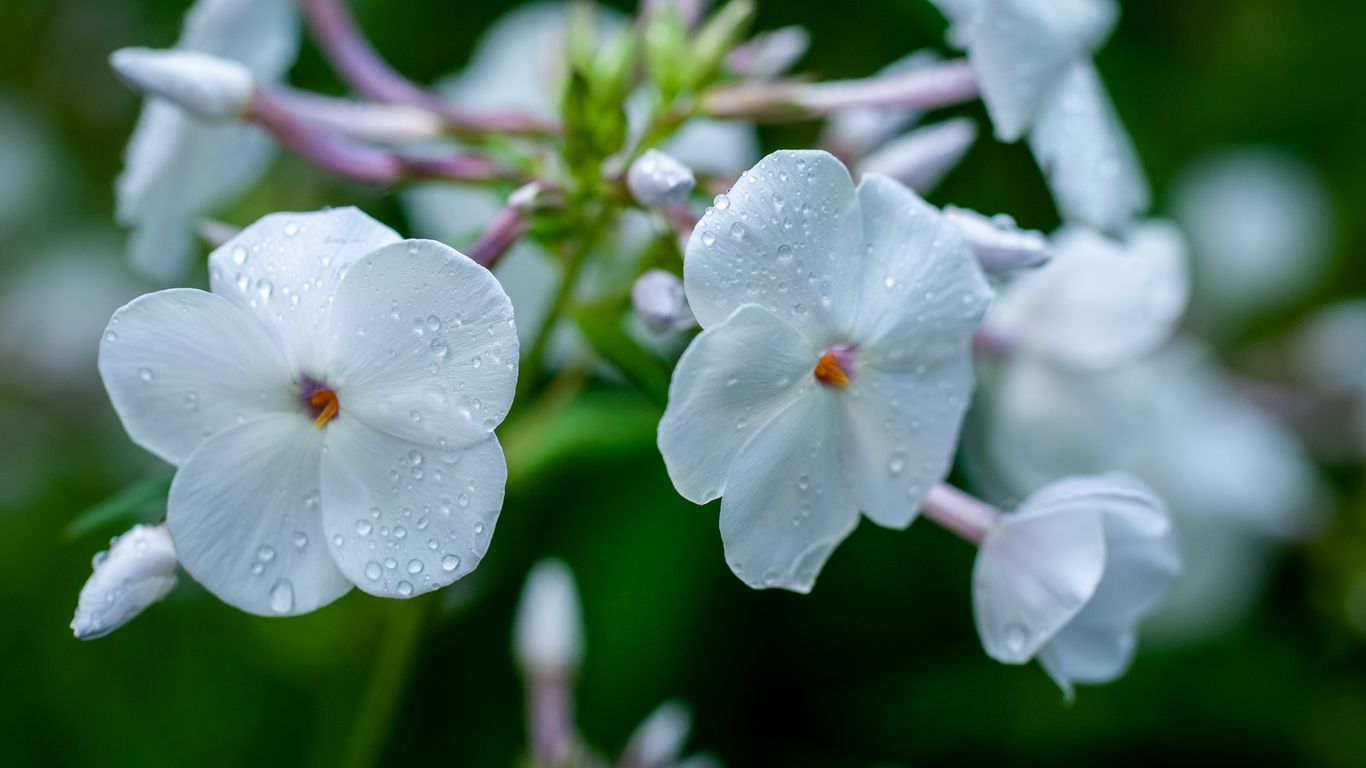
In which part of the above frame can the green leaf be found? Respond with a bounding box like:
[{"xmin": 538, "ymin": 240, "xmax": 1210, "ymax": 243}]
[
  {"xmin": 573, "ymin": 299, "xmax": 672, "ymax": 408},
  {"xmin": 64, "ymin": 475, "xmax": 172, "ymax": 539}
]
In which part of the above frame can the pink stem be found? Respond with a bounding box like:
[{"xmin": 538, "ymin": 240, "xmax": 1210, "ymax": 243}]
[
  {"xmin": 466, "ymin": 205, "xmax": 531, "ymax": 269},
  {"xmin": 528, "ymin": 673, "xmax": 576, "ymax": 766},
  {"xmin": 921, "ymin": 483, "xmax": 1000, "ymax": 545},
  {"xmin": 703, "ymin": 59, "xmax": 979, "ymax": 120}
]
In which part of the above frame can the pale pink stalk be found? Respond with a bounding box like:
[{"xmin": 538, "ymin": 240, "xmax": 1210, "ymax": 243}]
[
  {"xmin": 921, "ymin": 483, "xmax": 1001, "ymax": 545},
  {"xmin": 528, "ymin": 673, "xmax": 577, "ymax": 766},
  {"xmin": 466, "ymin": 205, "xmax": 530, "ymax": 269},
  {"xmin": 703, "ymin": 60, "xmax": 979, "ymax": 120}
]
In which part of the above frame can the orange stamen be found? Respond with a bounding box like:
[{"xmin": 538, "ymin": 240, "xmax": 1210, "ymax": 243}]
[
  {"xmin": 813, "ymin": 352, "xmax": 850, "ymax": 388},
  {"xmin": 310, "ymin": 389, "xmax": 340, "ymax": 427}
]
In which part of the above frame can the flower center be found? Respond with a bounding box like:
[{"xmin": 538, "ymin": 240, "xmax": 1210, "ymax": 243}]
[
  {"xmin": 813, "ymin": 347, "xmax": 852, "ymax": 388},
  {"xmin": 300, "ymin": 376, "xmax": 340, "ymax": 428}
]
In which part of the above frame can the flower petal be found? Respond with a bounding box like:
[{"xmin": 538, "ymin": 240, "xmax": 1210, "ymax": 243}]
[
  {"xmin": 658, "ymin": 304, "xmax": 818, "ymax": 504},
  {"xmin": 1028, "ymin": 61, "xmax": 1150, "ymax": 233},
  {"xmin": 1037, "ymin": 622, "xmax": 1135, "ymax": 694},
  {"xmin": 839, "ymin": 361, "xmax": 975, "ymax": 528},
  {"xmin": 719, "ymin": 390, "xmax": 858, "ymax": 592},
  {"xmin": 851, "ymin": 174, "xmax": 992, "ymax": 370},
  {"xmin": 319, "ymin": 418, "xmax": 505, "ymax": 598},
  {"xmin": 973, "ymin": 502, "xmax": 1105, "ymax": 663},
  {"xmin": 99, "ymin": 288, "xmax": 296, "ymax": 465},
  {"xmin": 321, "ymin": 239, "xmax": 518, "ymax": 451},
  {"xmin": 987, "ymin": 221, "xmax": 1188, "ymax": 371},
  {"xmin": 167, "ymin": 414, "xmax": 351, "ymax": 615},
  {"xmin": 207, "ymin": 208, "xmax": 401, "ymax": 370},
  {"xmin": 685, "ymin": 150, "xmax": 863, "ymax": 343}
]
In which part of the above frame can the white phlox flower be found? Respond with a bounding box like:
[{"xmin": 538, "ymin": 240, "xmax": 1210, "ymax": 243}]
[
  {"xmin": 973, "ymin": 472, "xmax": 1181, "ymax": 696},
  {"xmin": 98, "ymin": 208, "xmax": 518, "ymax": 615},
  {"xmin": 514, "ymin": 558, "xmax": 585, "ymax": 675},
  {"xmin": 116, "ymin": 0, "xmax": 299, "ymax": 282},
  {"xmin": 930, "ymin": 0, "xmax": 1149, "ymax": 233},
  {"xmin": 71, "ymin": 523, "xmax": 179, "ymax": 639},
  {"xmin": 658, "ymin": 150, "xmax": 993, "ymax": 592},
  {"xmin": 984, "ymin": 221, "xmax": 1189, "ymax": 370}
]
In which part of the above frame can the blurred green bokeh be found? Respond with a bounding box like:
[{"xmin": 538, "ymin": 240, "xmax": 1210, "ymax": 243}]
[{"xmin": 3, "ymin": 0, "xmax": 1366, "ymax": 765}]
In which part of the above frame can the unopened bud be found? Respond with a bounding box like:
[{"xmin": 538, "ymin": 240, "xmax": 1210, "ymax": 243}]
[
  {"xmin": 111, "ymin": 48, "xmax": 254, "ymax": 119},
  {"xmin": 513, "ymin": 559, "xmax": 584, "ymax": 674},
  {"xmin": 858, "ymin": 117, "xmax": 977, "ymax": 193},
  {"xmin": 944, "ymin": 206, "xmax": 1051, "ymax": 274},
  {"xmin": 622, "ymin": 701, "xmax": 693, "ymax": 768},
  {"xmin": 71, "ymin": 523, "xmax": 178, "ymax": 640},
  {"xmin": 632, "ymin": 269, "xmax": 696, "ymax": 332},
  {"xmin": 628, "ymin": 149, "xmax": 696, "ymax": 209}
]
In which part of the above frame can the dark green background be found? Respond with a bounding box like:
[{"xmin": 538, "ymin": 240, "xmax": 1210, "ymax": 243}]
[{"xmin": 3, "ymin": 0, "xmax": 1366, "ymax": 765}]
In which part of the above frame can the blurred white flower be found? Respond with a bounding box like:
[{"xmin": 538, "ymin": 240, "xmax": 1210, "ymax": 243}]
[
  {"xmin": 821, "ymin": 50, "xmax": 945, "ymax": 159},
  {"xmin": 726, "ymin": 25, "xmax": 810, "ymax": 81},
  {"xmin": 629, "ymin": 149, "xmax": 697, "ymax": 209},
  {"xmin": 942, "ymin": 206, "xmax": 1050, "ymax": 275},
  {"xmin": 115, "ymin": 0, "xmax": 299, "ymax": 282},
  {"xmin": 659, "ymin": 150, "xmax": 992, "ymax": 591},
  {"xmin": 621, "ymin": 701, "xmax": 693, "ymax": 768},
  {"xmin": 632, "ymin": 269, "xmax": 695, "ymax": 333},
  {"xmin": 1290, "ymin": 300, "xmax": 1366, "ymax": 394},
  {"xmin": 984, "ymin": 221, "xmax": 1189, "ymax": 370},
  {"xmin": 1172, "ymin": 147, "xmax": 1333, "ymax": 327},
  {"xmin": 856, "ymin": 116, "xmax": 978, "ymax": 194},
  {"xmin": 930, "ymin": 0, "xmax": 1148, "ymax": 232},
  {"xmin": 973, "ymin": 473, "xmax": 1181, "ymax": 696},
  {"xmin": 71, "ymin": 524, "xmax": 179, "ymax": 639},
  {"xmin": 99, "ymin": 208, "xmax": 517, "ymax": 615},
  {"xmin": 514, "ymin": 559, "xmax": 585, "ymax": 674},
  {"xmin": 110, "ymin": 48, "xmax": 254, "ymax": 119}
]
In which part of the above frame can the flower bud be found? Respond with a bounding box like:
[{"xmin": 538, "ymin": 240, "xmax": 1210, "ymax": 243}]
[
  {"xmin": 110, "ymin": 48, "xmax": 254, "ymax": 120},
  {"xmin": 628, "ymin": 149, "xmax": 696, "ymax": 209},
  {"xmin": 943, "ymin": 205, "xmax": 1050, "ymax": 274},
  {"xmin": 622, "ymin": 701, "xmax": 693, "ymax": 768},
  {"xmin": 632, "ymin": 269, "xmax": 696, "ymax": 333},
  {"xmin": 858, "ymin": 116, "xmax": 977, "ymax": 193},
  {"xmin": 513, "ymin": 559, "xmax": 584, "ymax": 674},
  {"xmin": 71, "ymin": 523, "xmax": 178, "ymax": 640}
]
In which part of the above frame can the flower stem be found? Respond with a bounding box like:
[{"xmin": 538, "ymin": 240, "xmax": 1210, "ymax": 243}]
[
  {"xmin": 921, "ymin": 483, "xmax": 1001, "ymax": 545},
  {"xmin": 337, "ymin": 596, "xmax": 433, "ymax": 768}
]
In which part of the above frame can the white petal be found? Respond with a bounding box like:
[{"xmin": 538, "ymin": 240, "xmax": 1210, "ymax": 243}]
[
  {"xmin": 179, "ymin": 0, "xmax": 299, "ymax": 78},
  {"xmin": 658, "ymin": 304, "xmax": 819, "ymax": 504},
  {"xmin": 850, "ymin": 174, "xmax": 992, "ymax": 369},
  {"xmin": 719, "ymin": 390, "xmax": 859, "ymax": 592},
  {"xmin": 965, "ymin": 0, "xmax": 1118, "ymax": 141},
  {"xmin": 207, "ymin": 208, "xmax": 401, "ymax": 370},
  {"xmin": 943, "ymin": 206, "xmax": 1051, "ymax": 274},
  {"xmin": 167, "ymin": 414, "xmax": 351, "ymax": 615},
  {"xmin": 973, "ymin": 502, "xmax": 1105, "ymax": 663},
  {"xmin": 1290, "ymin": 300, "xmax": 1366, "ymax": 392},
  {"xmin": 685, "ymin": 150, "xmax": 864, "ymax": 342},
  {"xmin": 99, "ymin": 288, "xmax": 296, "ymax": 466},
  {"xmin": 855, "ymin": 117, "xmax": 978, "ymax": 193},
  {"xmin": 513, "ymin": 559, "xmax": 584, "ymax": 672},
  {"xmin": 987, "ymin": 221, "xmax": 1188, "ymax": 371},
  {"xmin": 1037, "ymin": 622, "xmax": 1134, "ymax": 694},
  {"xmin": 623, "ymin": 701, "xmax": 693, "ymax": 768},
  {"xmin": 319, "ymin": 418, "xmax": 505, "ymax": 598},
  {"xmin": 322, "ymin": 239, "xmax": 518, "ymax": 451},
  {"xmin": 71, "ymin": 524, "xmax": 178, "ymax": 639},
  {"xmin": 110, "ymin": 48, "xmax": 254, "ymax": 119},
  {"xmin": 839, "ymin": 361, "xmax": 975, "ymax": 528},
  {"xmin": 823, "ymin": 50, "xmax": 944, "ymax": 157},
  {"xmin": 1028, "ymin": 61, "xmax": 1150, "ymax": 233}
]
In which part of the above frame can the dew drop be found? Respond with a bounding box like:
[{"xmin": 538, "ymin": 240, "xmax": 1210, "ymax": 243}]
[
  {"xmin": 269, "ymin": 579, "xmax": 294, "ymax": 614},
  {"xmin": 441, "ymin": 554, "xmax": 460, "ymax": 572},
  {"xmin": 138, "ymin": 367, "xmax": 154, "ymax": 382},
  {"xmin": 407, "ymin": 559, "xmax": 424, "ymax": 574},
  {"xmin": 396, "ymin": 581, "xmax": 414, "ymax": 596},
  {"xmin": 1004, "ymin": 623, "xmax": 1030, "ymax": 655},
  {"xmin": 365, "ymin": 561, "xmax": 383, "ymax": 580},
  {"xmin": 255, "ymin": 545, "xmax": 275, "ymax": 563},
  {"xmin": 888, "ymin": 452, "xmax": 906, "ymax": 475},
  {"xmin": 355, "ymin": 520, "xmax": 373, "ymax": 536}
]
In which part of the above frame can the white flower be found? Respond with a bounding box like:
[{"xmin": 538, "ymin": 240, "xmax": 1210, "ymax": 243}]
[
  {"xmin": 116, "ymin": 0, "xmax": 299, "ymax": 282},
  {"xmin": 1172, "ymin": 147, "xmax": 1333, "ymax": 327},
  {"xmin": 930, "ymin": 0, "xmax": 1148, "ymax": 232},
  {"xmin": 984, "ymin": 221, "xmax": 1188, "ymax": 370},
  {"xmin": 98, "ymin": 208, "xmax": 518, "ymax": 615},
  {"xmin": 628, "ymin": 149, "xmax": 697, "ymax": 209},
  {"xmin": 71, "ymin": 524, "xmax": 179, "ymax": 639},
  {"xmin": 513, "ymin": 559, "xmax": 584, "ymax": 674},
  {"xmin": 856, "ymin": 117, "xmax": 978, "ymax": 194},
  {"xmin": 973, "ymin": 473, "xmax": 1181, "ymax": 696},
  {"xmin": 942, "ymin": 206, "xmax": 1050, "ymax": 275},
  {"xmin": 659, "ymin": 150, "xmax": 993, "ymax": 591},
  {"xmin": 110, "ymin": 48, "xmax": 254, "ymax": 119},
  {"xmin": 632, "ymin": 269, "xmax": 695, "ymax": 333}
]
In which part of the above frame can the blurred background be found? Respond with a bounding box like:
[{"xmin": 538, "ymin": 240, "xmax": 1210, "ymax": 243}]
[{"xmin": 4, "ymin": 0, "xmax": 1366, "ymax": 765}]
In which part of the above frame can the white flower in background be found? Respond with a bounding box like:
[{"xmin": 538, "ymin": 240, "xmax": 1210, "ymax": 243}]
[
  {"xmin": 621, "ymin": 701, "xmax": 693, "ymax": 768},
  {"xmin": 99, "ymin": 208, "xmax": 517, "ymax": 615},
  {"xmin": 514, "ymin": 558, "xmax": 585, "ymax": 675},
  {"xmin": 659, "ymin": 150, "xmax": 992, "ymax": 591},
  {"xmin": 984, "ymin": 221, "xmax": 1188, "ymax": 370},
  {"xmin": 726, "ymin": 25, "xmax": 810, "ymax": 81},
  {"xmin": 0, "ymin": 92, "xmax": 71, "ymax": 238},
  {"xmin": 968, "ymin": 340, "xmax": 1322, "ymax": 639},
  {"xmin": 942, "ymin": 206, "xmax": 1050, "ymax": 275},
  {"xmin": 110, "ymin": 48, "xmax": 255, "ymax": 119},
  {"xmin": 930, "ymin": 0, "xmax": 1148, "ymax": 232},
  {"xmin": 821, "ymin": 50, "xmax": 945, "ymax": 159},
  {"xmin": 71, "ymin": 524, "xmax": 179, "ymax": 639},
  {"xmin": 973, "ymin": 473, "xmax": 1181, "ymax": 696},
  {"xmin": 632, "ymin": 269, "xmax": 695, "ymax": 333},
  {"xmin": 1172, "ymin": 147, "xmax": 1333, "ymax": 328},
  {"xmin": 628, "ymin": 149, "xmax": 697, "ymax": 210},
  {"xmin": 856, "ymin": 116, "xmax": 978, "ymax": 194},
  {"xmin": 1291, "ymin": 300, "xmax": 1366, "ymax": 394},
  {"xmin": 116, "ymin": 0, "xmax": 298, "ymax": 282}
]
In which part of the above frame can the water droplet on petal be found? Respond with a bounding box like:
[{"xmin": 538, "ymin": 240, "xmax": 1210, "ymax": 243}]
[{"xmin": 269, "ymin": 579, "xmax": 294, "ymax": 614}]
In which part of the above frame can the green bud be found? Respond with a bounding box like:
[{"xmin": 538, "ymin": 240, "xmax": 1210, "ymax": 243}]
[{"xmin": 682, "ymin": 0, "xmax": 756, "ymax": 92}]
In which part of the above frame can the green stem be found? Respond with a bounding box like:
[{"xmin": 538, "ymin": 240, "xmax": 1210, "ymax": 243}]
[{"xmin": 337, "ymin": 596, "xmax": 433, "ymax": 768}]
